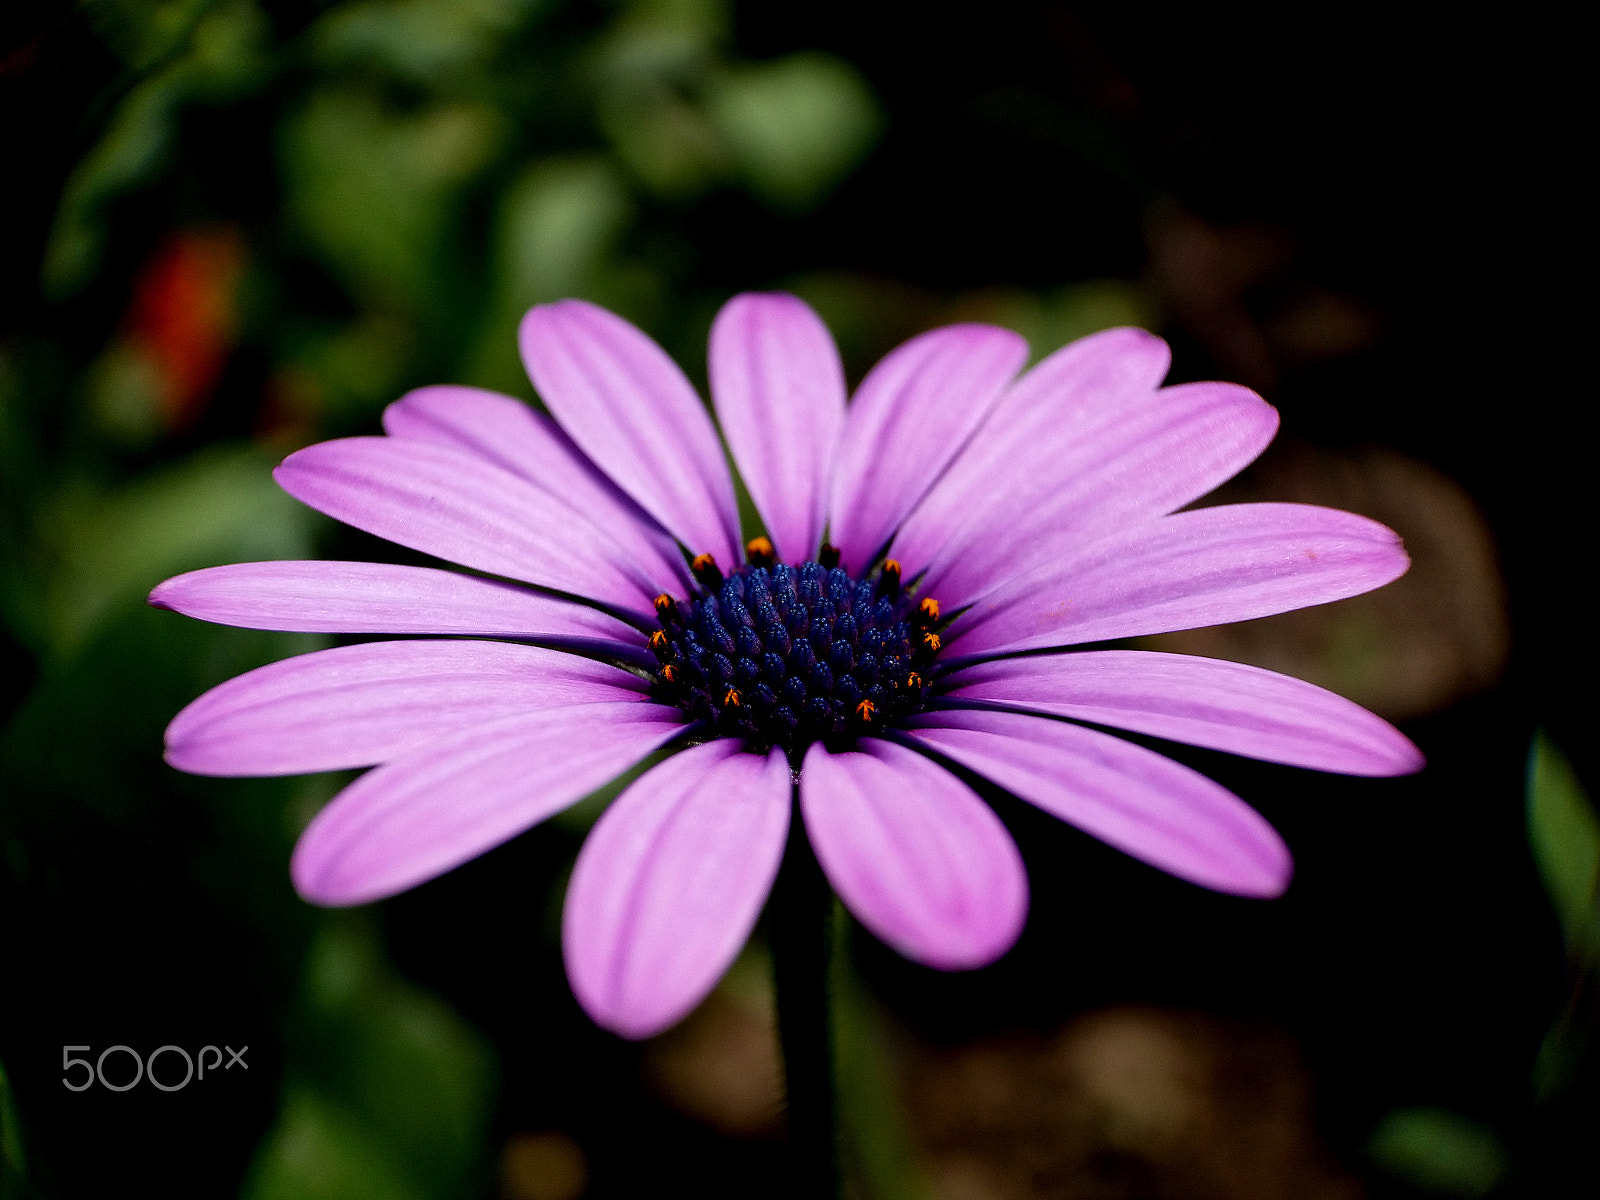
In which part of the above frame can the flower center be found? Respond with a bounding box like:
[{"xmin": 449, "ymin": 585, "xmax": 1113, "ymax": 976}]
[{"xmin": 649, "ymin": 538, "xmax": 943, "ymax": 751}]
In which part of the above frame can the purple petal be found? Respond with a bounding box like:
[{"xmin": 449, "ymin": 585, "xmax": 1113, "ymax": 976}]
[
  {"xmin": 291, "ymin": 704, "xmax": 685, "ymax": 906},
  {"xmin": 940, "ymin": 651, "xmax": 1423, "ymax": 776},
  {"xmin": 384, "ymin": 385, "xmax": 690, "ymax": 593},
  {"xmin": 907, "ymin": 381, "xmax": 1279, "ymax": 607},
  {"xmin": 799, "ymin": 739, "xmax": 1027, "ymax": 969},
  {"xmin": 709, "ymin": 293, "xmax": 846, "ymax": 562},
  {"xmin": 519, "ymin": 300, "xmax": 741, "ymax": 567},
  {"xmin": 563, "ymin": 742, "xmax": 791, "ymax": 1039},
  {"xmin": 167, "ymin": 640, "xmax": 650, "ymax": 777},
  {"xmin": 275, "ymin": 437, "xmax": 667, "ymax": 615},
  {"xmin": 904, "ymin": 709, "xmax": 1291, "ymax": 897},
  {"xmin": 892, "ymin": 327, "xmax": 1171, "ymax": 582},
  {"xmin": 148, "ymin": 561, "xmax": 648, "ymax": 658},
  {"xmin": 947, "ymin": 503, "xmax": 1410, "ymax": 660},
  {"xmin": 827, "ymin": 325, "xmax": 1028, "ymax": 574}
]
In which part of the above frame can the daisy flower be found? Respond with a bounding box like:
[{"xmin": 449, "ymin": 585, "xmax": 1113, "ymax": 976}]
[{"xmin": 152, "ymin": 293, "xmax": 1420, "ymax": 1038}]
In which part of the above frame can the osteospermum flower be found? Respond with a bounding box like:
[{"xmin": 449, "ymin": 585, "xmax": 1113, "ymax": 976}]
[{"xmin": 152, "ymin": 294, "xmax": 1420, "ymax": 1037}]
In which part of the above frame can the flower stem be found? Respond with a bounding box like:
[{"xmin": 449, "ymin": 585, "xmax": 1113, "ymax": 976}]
[{"xmin": 771, "ymin": 812, "xmax": 840, "ymax": 1200}]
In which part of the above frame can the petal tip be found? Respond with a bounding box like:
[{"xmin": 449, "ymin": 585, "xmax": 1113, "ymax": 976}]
[
  {"xmin": 1382, "ymin": 736, "xmax": 1427, "ymax": 776},
  {"xmin": 162, "ymin": 741, "xmax": 253, "ymax": 780},
  {"xmin": 518, "ymin": 296, "xmax": 602, "ymax": 342},
  {"xmin": 573, "ymin": 990, "xmax": 693, "ymax": 1042},
  {"xmin": 1256, "ymin": 866, "xmax": 1294, "ymax": 900},
  {"xmin": 1380, "ymin": 539, "xmax": 1412, "ymax": 586},
  {"xmin": 1258, "ymin": 394, "xmax": 1282, "ymax": 434},
  {"xmin": 1079, "ymin": 323, "xmax": 1170, "ymax": 365},
  {"xmin": 561, "ymin": 920, "xmax": 714, "ymax": 1042},
  {"xmin": 1237, "ymin": 843, "xmax": 1294, "ymax": 899},
  {"xmin": 289, "ymin": 843, "xmax": 377, "ymax": 909},
  {"xmin": 717, "ymin": 289, "xmax": 811, "ymax": 320},
  {"xmin": 269, "ymin": 457, "xmax": 300, "ymax": 492},
  {"xmin": 1128, "ymin": 326, "xmax": 1170, "ymax": 362},
  {"xmin": 916, "ymin": 894, "xmax": 1029, "ymax": 972},
  {"xmin": 963, "ymin": 322, "xmax": 1030, "ymax": 361}
]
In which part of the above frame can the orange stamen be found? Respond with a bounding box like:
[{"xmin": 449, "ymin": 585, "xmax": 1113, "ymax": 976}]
[
  {"xmin": 745, "ymin": 536, "xmax": 776, "ymax": 566},
  {"xmin": 691, "ymin": 553, "xmax": 723, "ymax": 588},
  {"xmin": 879, "ymin": 559, "xmax": 902, "ymax": 598}
]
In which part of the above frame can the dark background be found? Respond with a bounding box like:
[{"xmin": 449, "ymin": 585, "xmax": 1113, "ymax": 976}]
[{"xmin": 2, "ymin": 2, "xmax": 1591, "ymax": 1197}]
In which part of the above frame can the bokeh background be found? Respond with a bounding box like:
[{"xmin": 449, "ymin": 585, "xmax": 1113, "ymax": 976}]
[{"xmin": 1, "ymin": 2, "xmax": 1593, "ymax": 1197}]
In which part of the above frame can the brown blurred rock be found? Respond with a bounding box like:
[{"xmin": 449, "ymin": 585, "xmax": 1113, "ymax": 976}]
[
  {"xmin": 640, "ymin": 978, "xmax": 785, "ymax": 1140},
  {"xmin": 1263, "ymin": 289, "xmax": 1386, "ymax": 369},
  {"xmin": 1148, "ymin": 441, "xmax": 1509, "ymax": 722},
  {"xmin": 500, "ymin": 1130, "xmax": 589, "ymax": 1200},
  {"xmin": 1145, "ymin": 210, "xmax": 1293, "ymax": 394},
  {"xmin": 902, "ymin": 1007, "xmax": 1361, "ymax": 1200}
]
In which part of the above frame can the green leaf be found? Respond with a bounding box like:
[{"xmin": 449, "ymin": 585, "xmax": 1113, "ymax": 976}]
[
  {"xmin": 832, "ymin": 910, "xmax": 934, "ymax": 1200},
  {"xmin": 1527, "ymin": 732, "xmax": 1600, "ymax": 950},
  {"xmin": 291, "ymin": 312, "xmax": 419, "ymax": 425},
  {"xmin": 85, "ymin": 0, "xmax": 217, "ymax": 71},
  {"xmin": 599, "ymin": 84, "xmax": 727, "ymax": 201},
  {"xmin": 0, "ymin": 1058, "xmax": 29, "ymax": 1198},
  {"xmin": 311, "ymin": 0, "xmax": 543, "ymax": 86},
  {"xmin": 241, "ymin": 1087, "xmax": 427, "ymax": 1200},
  {"xmin": 490, "ymin": 157, "xmax": 634, "ymax": 310},
  {"xmin": 40, "ymin": 445, "xmax": 314, "ymax": 657},
  {"xmin": 282, "ymin": 90, "xmax": 503, "ymax": 313},
  {"xmin": 0, "ymin": 596, "xmax": 320, "ymax": 909},
  {"xmin": 1367, "ymin": 1107, "xmax": 1510, "ymax": 1198},
  {"xmin": 43, "ymin": 0, "xmax": 271, "ymax": 297},
  {"xmin": 705, "ymin": 53, "xmax": 883, "ymax": 213},
  {"xmin": 463, "ymin": 156, "xmax": 648, "ymax": 392},
  {"xmin": 43, "ymin": 77, "xmax": 180, "ymax": 298},
  {"xmin": 242, "ymin": 917, "xmax": 496, "ymax": 1200},
  {"xmin": 595, "ymin": 0, "xmax": 727, "ymax": 83}
]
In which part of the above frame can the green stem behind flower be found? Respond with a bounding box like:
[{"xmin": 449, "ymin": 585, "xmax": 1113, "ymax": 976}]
[{"xmin": 771, "ymin": 809, "xmax": 840, "ymax": 1200}]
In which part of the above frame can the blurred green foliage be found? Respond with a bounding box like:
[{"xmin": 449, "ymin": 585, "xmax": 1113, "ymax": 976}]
[
  {"xmin": 41, "ymin": 446, "xmax": 311, "ymax": 654},
  {"xmin": 39, "ymin": 0, "xmax": 893, "ymax": 428},
  {"xmin": 241, "ymin": 916, "xmax": 496, "ymax": 1200},
  {"xmin": 7, "ymin": 2, "xmax": 907, "ymax": 1195},
  {"xmin": 1367, "ymin": 1107, "xmax": 1510, "ymax": 1198},
  {"xmin": 21, "ymin": 0, "xmax": 1550, "ymax": 1197},
  {"xmin": 1527, "ymin": 733, "xmax": 1600, "ymax": 956},
  {"xmin": 45, "ymin": 0, "xmax": 273, "ymax": 300},
  {"xmin": 0, "ymin": 1060, "xmax": 27, "ymax": 1200},
  {"xmin": 830, "ymin": 905, "xmax": 932, "ymax": 1200},
  {"xmin": 1526, "ymin": 733, "xmax": 1600, "ymax": 1106}
]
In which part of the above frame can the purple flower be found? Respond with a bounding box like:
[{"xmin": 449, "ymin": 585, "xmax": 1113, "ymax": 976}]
[{"xmin": 152, "ymin": 294, "xmax": 1420, "ymax": 1038}]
